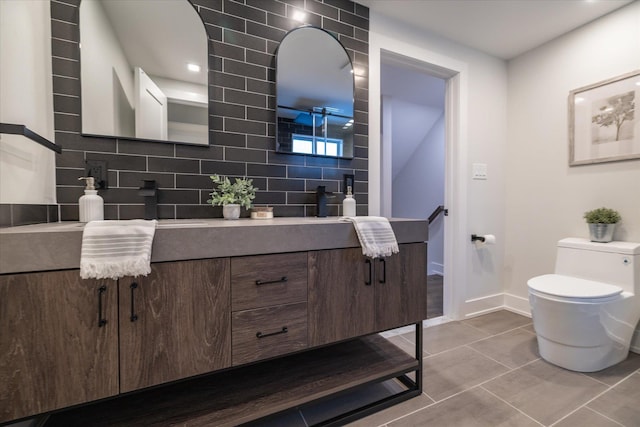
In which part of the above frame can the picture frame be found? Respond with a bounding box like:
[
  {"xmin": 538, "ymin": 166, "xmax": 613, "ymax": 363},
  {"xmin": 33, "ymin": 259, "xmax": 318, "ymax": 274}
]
[{"xmin": 568, "ymin": 70, "xmax": 639, "ymax": 166}]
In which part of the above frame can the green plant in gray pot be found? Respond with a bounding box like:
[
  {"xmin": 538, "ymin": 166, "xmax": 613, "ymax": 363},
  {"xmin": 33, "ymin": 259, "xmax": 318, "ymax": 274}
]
[
  {"xmin": 208, "ymin": 175, "xmax": 257, "ymax": 220},
  {"xmin": 583, "ymin": 207, "xmax": 621, "ymax": 243}
]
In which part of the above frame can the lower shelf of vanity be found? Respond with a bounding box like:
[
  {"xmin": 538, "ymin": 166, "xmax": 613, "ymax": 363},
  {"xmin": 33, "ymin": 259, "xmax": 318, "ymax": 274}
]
[{"xmin": 44, "ymin": 334, "xmax": 420, "ymax": 427}]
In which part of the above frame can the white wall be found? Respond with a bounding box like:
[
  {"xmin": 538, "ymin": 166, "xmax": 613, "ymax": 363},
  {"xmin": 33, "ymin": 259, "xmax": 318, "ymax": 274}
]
[
  {"xmin": 504, "ymin": 2, "xmax": 640, "ymax": 311},
  {"xmin": 0, "ymin": 0, "xmax": 56, "ymax": 204},
  {"xmin": 369, "ymin": 13, "xmax": 508, "ymax": 318},
  {"xmin": 392, "ymin": 113, "xmax": 445, "ymax": 275}
]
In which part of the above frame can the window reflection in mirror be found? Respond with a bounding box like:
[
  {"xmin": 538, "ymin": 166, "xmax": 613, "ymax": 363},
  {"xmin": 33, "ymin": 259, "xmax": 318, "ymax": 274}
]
[
  {"xmin": 276, "ymin": 26, "xmax": 354, "ymax": 159},
  {"xmin": 79, "ymin": 0, "xmax": 209, "ymax": 145}
]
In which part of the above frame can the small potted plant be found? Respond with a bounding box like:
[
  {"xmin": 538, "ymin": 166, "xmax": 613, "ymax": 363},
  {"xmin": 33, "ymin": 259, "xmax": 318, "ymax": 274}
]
[
  {"xmin": 583, "ymin": 207, "xmax": 621, "ymax": 243},
  {"xmin": 208, "ymin": 175, "xmax": 257, "ymax": 220}
]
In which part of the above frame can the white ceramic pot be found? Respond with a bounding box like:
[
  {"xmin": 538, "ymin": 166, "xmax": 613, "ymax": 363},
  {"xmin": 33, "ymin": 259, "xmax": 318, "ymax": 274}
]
[{"xmin": 222, "ymin": 204, "xmax": 241, "ymax": 220}]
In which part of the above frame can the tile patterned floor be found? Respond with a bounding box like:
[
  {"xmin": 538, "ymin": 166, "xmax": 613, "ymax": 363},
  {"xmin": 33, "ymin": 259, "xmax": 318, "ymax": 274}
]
[{"xmin": 252, "ymin": 310, "xmax": 640, "ymax": 426}]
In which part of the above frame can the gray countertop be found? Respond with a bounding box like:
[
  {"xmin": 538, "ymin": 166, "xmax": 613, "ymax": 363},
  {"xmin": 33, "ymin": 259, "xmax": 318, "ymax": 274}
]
[{"xmin": 0, "ymin": 218, "xmax": 428, "ymax": 274}]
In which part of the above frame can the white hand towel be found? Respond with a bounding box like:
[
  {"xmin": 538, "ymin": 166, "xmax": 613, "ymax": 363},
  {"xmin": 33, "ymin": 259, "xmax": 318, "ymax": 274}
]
[
  {"xmin": 342, "ymin": 216, "xmax": 399, "ymax": 258},
  {"xmin": 80, "ymin": 219, "xmax": 157, "ymax": 279}
]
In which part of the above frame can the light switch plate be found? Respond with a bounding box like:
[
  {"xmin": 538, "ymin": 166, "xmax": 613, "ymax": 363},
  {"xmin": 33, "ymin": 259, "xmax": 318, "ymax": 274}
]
[{"xmin": 472, "ymin": 163, "xmax": 487, "ymax": 180}]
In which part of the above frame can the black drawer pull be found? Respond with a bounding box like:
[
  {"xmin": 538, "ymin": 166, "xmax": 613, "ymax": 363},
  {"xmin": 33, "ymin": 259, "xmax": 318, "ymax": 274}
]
[
  {"xmin": 365, "ymin": 259, "xmax": 372, "ymax": 285},
  {"xmin": 256, "ymin": 326, "xmax": 288, "ymax": 339},
  {"xmin": 379, "ymin": 258, "xmax": 386, "ymax": 284},
  {"xmin": 255, "ymin": 276, "xmax": 288, "ymax": 286},
  {"xmin": 130, "ymin": 282, "xmax": 139, "ymax": 322},
  {"xmin": 98, "ymin": 285, "xmax": 107, "ymax": 327}
]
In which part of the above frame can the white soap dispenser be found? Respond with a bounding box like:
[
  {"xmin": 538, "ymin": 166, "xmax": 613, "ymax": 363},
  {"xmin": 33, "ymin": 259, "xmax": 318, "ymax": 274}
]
[
  {"xmin": 78, "ymin": 177, "xmax": 104, "ymax": 222},
  {"xmin": 343, "ymin": 185, "xmax": 356, "ymax": 217}
]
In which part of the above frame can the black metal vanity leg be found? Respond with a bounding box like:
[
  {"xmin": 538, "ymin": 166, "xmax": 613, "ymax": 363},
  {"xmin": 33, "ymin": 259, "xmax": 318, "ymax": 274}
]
[{"xmin": 416, "ymin": 321, "xmax": 423, "ymax": 392}]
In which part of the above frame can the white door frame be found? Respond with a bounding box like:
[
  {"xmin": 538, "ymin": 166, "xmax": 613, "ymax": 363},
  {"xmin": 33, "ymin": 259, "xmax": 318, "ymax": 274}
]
[{"xmin": 368, "ymin": 33, "xmax": 469, "ymax": 321}]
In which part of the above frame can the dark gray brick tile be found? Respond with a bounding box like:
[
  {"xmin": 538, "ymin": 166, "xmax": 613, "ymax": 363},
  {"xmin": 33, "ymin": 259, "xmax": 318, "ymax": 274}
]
[
  {"xmin": 119, "ymin": 172, "xmax": 175, "ymax": 189},
  {"xmin": 247, "ymin": 163, "xmax": 287, "ymax": 177},
  {"xmin": 202, "ymin": 159, "xmax": 246, "ymax": 175},
  {"xmin": 224, "ymin": 28, "xmax": 266, "ymax": 51},
  {"xmin": 225, "ymin": 88, "xmax": 267, "ymax": 108},
  {"xmin": 246, "ymin": 21, "xmax": 286, "ymax": 42},
  {"xmin": 118, "ymin": 139, "xmax": 174, "ymax": 157},
  {"xmin": 306, "ymin": 1, "xmax": 339, "ymax": 20},
  {"xmin": 53, "ymin": 76, "xmax": 80, "ymax": 96},
  {"xmin": 148, "ymin": 157, "xmax": 199, "ymax": 174},
  {"xmin": 268, "ymin": 178, "xmax": 305, "ymax": 191},
  {"xmin": 176, "ymin": 144, "xmax": 224, "ymax": 160},
  {"xmin": 200, "ymin": 8, "xmax": 245, "ymax": 32},
  {"xmin": 288, "ymin": 166, "xmax": 322, "ymax": 179},
  {"xmin": 246, "ymin": 0, "xmax": 285, "ymax": 16},
  {"xmin": 225, "ymin": 147, "xmax": 266, "ymax": 163},
  {"xmin": 224, "ymin": 0, "xmax": 266, "ymax": 24},
  {"xmin": 52, "ymin": 57, "xmax": 79, "ymax": 79},
  {"xmin": 51, "ymin": 38, "xmax": 79, "ymax": 61}
]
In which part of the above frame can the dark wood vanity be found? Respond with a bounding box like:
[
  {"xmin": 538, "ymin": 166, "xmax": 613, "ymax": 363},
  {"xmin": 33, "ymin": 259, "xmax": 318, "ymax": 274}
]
[{"xmin": 0, "ymin": 219, "xmax": 427, "ymax": 426}]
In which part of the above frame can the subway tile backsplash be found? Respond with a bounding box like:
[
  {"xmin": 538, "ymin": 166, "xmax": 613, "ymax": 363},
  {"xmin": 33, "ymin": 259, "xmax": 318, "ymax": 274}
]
[{"xmin": 50, "ymin": 0, "xmax": 369, "ymax": 220}]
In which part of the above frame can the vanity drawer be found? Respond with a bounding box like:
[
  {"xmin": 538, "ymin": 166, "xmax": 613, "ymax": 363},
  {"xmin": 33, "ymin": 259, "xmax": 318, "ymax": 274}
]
[
  {"xmin": 232, "ymin": 302, "xmax": 308, "ymax": 366},
  {"xmin": 231, "ymin": 252, "xmax": 307, "ymax": 311}
]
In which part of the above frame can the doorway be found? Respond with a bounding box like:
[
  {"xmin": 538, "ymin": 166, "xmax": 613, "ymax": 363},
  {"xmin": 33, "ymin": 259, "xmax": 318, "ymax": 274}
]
[
  {"xmin": 369, "ymin": 35, "xmax": 469, "ymax": 323},
  {"xmin": 381, "ymin": 62, "xmax": 446, "ymax": 319}
]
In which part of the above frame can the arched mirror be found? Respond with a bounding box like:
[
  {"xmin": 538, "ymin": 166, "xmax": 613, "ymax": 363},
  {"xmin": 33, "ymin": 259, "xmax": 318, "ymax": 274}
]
[
  {"xmin": 79, "ymin": 0, "xmax": 209, "ymax": 145},
  {"xmin": 276, "ymin": 27, "xmax": 354, "ymax": 159}
]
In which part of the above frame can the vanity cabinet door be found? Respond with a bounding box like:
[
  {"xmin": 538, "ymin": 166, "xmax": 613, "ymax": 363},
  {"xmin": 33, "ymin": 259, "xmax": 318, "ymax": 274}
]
[
  {"xmin": 0, "ymin": 271, "xmax": 118, "ymax": 423},
  {"xmin": 375, "ymin": 243, "xmax": 427, "ymax": 331},
  {"xmin": 308, "ymin": 247, "xmax": 375, "ymax": 346},
  {"xmin": 308, "ymin": 244, "xmax": 427, "ymax": 347},
  {"xmin": 118, "ymin": 258, "xmax": 231, "ymax": 393}
]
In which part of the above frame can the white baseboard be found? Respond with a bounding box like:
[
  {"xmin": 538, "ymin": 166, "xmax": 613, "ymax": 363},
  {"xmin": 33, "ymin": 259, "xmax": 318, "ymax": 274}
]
[
  {"xmin": 504, "ymin": 293, "xmax": 531, "ymax": 317},
  {"xmin": 429, "ymin": 262, "xmax": 444, "ymax": 276},
  {"xmin": 462, "ymin": 293, "xmax": 504, "ymax": 319}
]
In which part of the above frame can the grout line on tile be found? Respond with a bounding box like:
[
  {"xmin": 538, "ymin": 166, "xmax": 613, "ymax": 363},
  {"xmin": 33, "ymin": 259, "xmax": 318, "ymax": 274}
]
[
  {"xmin": 578, "ymin": 364, "xmax": 640, "ymax": 388},
  {"xmin": 463, "ymin": 320, "xmax": 535, "ymax": 338},
  {"xmin": 550, "ymin": 405, "xmax": 625, "ymax": 427},
  {"xmin": 480, "ymin": 385, "xmax": 545, "ymax": 426},
  {"xmin": 465, "ymin": 344, "xmax": 521, "ymax": 371},
  {"xmin": 368, "ymin": 393, "xmax": 438, "ymax": 427},
  {"xmin": 546, "ymin": 369, "xmax": 638, "ymax": 427}
]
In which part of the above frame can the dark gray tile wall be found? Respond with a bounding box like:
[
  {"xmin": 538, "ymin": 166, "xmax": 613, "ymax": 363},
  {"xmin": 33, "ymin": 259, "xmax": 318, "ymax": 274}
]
[
  {"xmin": 50, "ymin": 0, "xmax": 369, "ymax": 220},
  {"xmin": 0, "ymin": 204, "xmax": 59, "ymax": 228}
]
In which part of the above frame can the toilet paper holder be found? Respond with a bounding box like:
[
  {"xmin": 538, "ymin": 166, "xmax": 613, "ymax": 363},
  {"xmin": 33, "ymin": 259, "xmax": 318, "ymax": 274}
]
[{"xmin": 471, "ymin": 234, "xmax": 486, "ymax": 242}]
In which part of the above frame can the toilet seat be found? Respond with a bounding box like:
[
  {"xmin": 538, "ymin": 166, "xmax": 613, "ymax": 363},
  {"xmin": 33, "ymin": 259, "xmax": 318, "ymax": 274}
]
[{"xmin": 528, "ymin": 274, "xmax": 623, "ymax": 301}]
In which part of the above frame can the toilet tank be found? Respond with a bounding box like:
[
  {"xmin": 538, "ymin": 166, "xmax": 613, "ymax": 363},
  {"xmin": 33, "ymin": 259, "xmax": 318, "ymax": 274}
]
[{"xmin": 555, "ymin": 238, "xmax": 640, "ymax": 293}]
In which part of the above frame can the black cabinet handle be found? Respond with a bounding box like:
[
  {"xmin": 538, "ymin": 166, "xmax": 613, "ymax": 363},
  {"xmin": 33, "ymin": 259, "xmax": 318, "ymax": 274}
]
[
  {"xmin": 255, "ymin": 276, "xmax": 288, "ymax": 286},
  {"xmin": 98, "ymin": 285, "xmax": 107, "ymax": 327},
  {"xmin": 130, "ymin": 282, "xmax": 138, "ymax": 322},
  {"xmin": 365, "ymin": 259, "xmax": 372, "ymax": 285},
  {"xmin": 379, "ymin": 258, "xmax": 386, "ymax": 284},
  {"xmin": 256, "ymin": 326, "xmax": 288, "ymax": 339}
]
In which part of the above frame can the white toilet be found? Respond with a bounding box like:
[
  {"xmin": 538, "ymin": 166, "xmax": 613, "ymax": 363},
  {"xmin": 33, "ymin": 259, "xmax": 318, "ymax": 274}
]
[{"xmin": 528, "ymin": 237, "xmax": 640, "ymax": 372}]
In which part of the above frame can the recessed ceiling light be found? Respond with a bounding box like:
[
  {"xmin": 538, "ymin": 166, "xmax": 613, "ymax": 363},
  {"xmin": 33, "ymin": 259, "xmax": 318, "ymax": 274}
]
[{"xmin": 187, "ymin": 63, "xmax": 201, "ymax": 72}]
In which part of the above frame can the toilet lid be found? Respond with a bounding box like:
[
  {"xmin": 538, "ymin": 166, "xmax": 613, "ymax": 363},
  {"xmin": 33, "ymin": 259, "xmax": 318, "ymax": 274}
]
[{"xmin": 528, "ymin": 274, "xmax": 623, "ymax": 299}]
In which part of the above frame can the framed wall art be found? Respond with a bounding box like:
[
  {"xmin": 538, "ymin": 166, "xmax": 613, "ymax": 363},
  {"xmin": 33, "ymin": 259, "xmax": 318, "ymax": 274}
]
[{"xmin": 569, "ymin": 70, "xmax": 639, "ymax": 166}]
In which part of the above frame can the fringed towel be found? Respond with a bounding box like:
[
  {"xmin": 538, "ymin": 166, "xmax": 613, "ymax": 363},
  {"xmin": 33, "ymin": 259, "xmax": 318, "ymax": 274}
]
[
  {"xmin": 342, "ymin": 216, "xmax": 399, "ymax": 258},
  {"xmin": 80, "ymin": 219, "xmax": 157, "ymax": 279}
]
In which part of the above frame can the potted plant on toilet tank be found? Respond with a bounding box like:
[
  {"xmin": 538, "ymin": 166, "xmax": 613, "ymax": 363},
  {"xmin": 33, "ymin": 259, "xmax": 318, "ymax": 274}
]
[
  {"xmin": 583, "ymin": 207, "xmax": 621, "ymax": 243},
  {"xmin": 208, "ymin": 175, "xmax": 257, "ymax": 220}
]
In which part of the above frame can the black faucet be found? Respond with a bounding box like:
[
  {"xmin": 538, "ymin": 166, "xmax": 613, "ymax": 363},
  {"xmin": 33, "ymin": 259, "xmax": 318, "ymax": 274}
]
[
  {"xmin": 315, "ymin": 186, "xmax": 335, "ymax": 217},
  {"xmin": 138, "ymin": 180, "xmax": 158, "ymax": 220}
]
